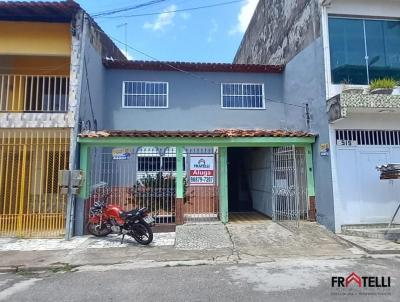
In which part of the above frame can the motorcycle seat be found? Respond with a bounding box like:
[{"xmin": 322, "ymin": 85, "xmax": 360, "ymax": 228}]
[{"xmin": 122, "ymin": 209, "xmax": 139, "ymax": 219}]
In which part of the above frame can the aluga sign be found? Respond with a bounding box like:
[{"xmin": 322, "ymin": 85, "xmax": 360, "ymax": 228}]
[{"xmin": 189, "ymin": 155, "xmax": 215, "ymax": 185}]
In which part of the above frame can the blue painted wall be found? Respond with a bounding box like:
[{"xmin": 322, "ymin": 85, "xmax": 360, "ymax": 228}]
[
  {"xmin": 100, "ymin": 69, "xmax": 284, "ymax": 131},
  {"xmin": 282, "ymin": 37, "xmax": 335, "ymax": 230}
]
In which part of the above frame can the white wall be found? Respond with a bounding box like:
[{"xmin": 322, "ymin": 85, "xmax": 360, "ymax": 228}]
[
  {"xmin": 329, "ymin": 0, "xmax": 400, "ymax": 18},
  {"xmin": 246, "ymin": 148, "xmax": 273, "ymax": 217},
  {"xmin": 330, "ymin": 116, "xmax": 400, "ymax": 232},
  {"xmin": 321, "ymin": 0, "xmax": 400, "ymax": 99}
]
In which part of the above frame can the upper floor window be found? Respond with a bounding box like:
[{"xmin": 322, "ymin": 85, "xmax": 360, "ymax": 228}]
[
  {"xmin": 123, "ymin": 81, "xmax": 168, "ymax": 108},
  {"xmin": 221, "ymin": 83, "xmax": 265, "ymax": 109},
  {"xmin": 329, "ymin": 17, "xmax": 400, "ymax": 85}
]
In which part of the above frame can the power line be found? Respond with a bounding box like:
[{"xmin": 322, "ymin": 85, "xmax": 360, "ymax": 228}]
[
  {"xmin": 83, "ymin": 57, "xmax": 96, "ymax": 130},
  {"xmin": 92, "ymin": 0, "xmax": 167, "ymax": 18},
  {"xmin": 96, "ymin": 0, "xmax": 245, "ymax": 19}
]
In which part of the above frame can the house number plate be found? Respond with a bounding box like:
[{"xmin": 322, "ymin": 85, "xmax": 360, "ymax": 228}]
[{"xmin": 336, "ymin": 140, "xmax": 358, "ymax": 146}]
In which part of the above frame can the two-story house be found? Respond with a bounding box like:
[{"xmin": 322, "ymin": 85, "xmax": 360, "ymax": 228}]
[
  {"xmin": 235, "ymin": 0, "xmax": 400, "ymax": 232},
  {"xmin": 0, "ymin": 0, "xmax": 125, "ymax": 238},
  {"xmin": 76, "ymin": 60, "xmax": 316, "ymax": 234}
]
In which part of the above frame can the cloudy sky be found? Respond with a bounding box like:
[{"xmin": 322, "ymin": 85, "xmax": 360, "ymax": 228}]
[{"xmin": 77, "ymin": 0, "xmax": 258, "ymax": 62}]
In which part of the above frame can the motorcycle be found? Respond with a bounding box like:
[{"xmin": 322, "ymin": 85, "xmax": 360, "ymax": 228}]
[{"xmin": 87, "ymin": 187, "xmax": 155, "ymax": 245}]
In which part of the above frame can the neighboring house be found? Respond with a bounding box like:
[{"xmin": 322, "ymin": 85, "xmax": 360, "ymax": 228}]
[
  {"xmin": 235, "ymin": 0, "xmax": 400, "ymax": 232},
  {"xmin": 77, "ymin": 61, "xmax": 316, "ymax": 233},
  {"xmin": 0, "ymin": 0, "xmax": 125, "ymax": 238}
]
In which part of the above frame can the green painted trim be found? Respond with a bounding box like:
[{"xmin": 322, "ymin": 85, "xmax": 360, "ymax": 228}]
[
  {"xmin": 78, "ymin": 136, "xmax": 315, "ymax": 147},
  {"xmin": 219, "ymin": 147, "xmax": 228, "ymax": 224},
  {"xmin": 176, "ymin": 146, "xmax": 184, "ymax": 199},
  {"xmin": 79, "ymin": 145, "xmax": 90, "ymax": 199},
  {"xmin": 305, "ymin": 144, "xmax": 315, "ymax": 197}
]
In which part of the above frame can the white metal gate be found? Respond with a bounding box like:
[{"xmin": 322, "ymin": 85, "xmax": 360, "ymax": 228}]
[
  {"xmin": 272, "ymin": 146, "xmax": 301, "ymax": 230},
  {"xmin": 335, "ymin": 129, "xmax": 400, "ymax": 226}
]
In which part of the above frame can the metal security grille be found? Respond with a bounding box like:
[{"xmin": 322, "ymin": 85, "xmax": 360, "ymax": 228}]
[
  {"xmin": 88, "ymin": 147, "xmax": 177, "ymax": 224},
  {"xmin": 295, "ymin": 148, "xmax": 308, "ymax": 220},
  {"xmin": 184, "ymin": 148, "xmax": 219, "ymax": 223},
  {"xmin": 336, "ymin": 130, "xmax": 400, "ymax": 146},
  {"xmin": 0, "ymin": 129, "xmax": 70, "ymax": 238},
  {"xmin": 87, "ymin": 146, "xmax": 220, "ymax": 225},
  {"xmin": 0, "ymin": 75, "xmax": 69, "ymax": 112},
  {"xmin": 221, "ymin": 83, "xmax": 265, "ymax": 109},
  {"xmin": 272, "ymin": 146, "xmax": 304, "ymax": 230}
]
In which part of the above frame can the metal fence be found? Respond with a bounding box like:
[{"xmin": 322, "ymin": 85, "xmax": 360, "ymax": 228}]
[
  {"xmin": 184, "ymin": 148, "xmax": 219, "ymax": 223},
  {"xmin": 272, "ymin": 146, "xmax": 307, "ymax": 230},
  {"xmin": 0, "ymin": 74, "xmax": 69, "ymax": 112},
  {"xmin": 0, "ymin": 128, "xmax": 70, "ymax": 238},
  {"xmin": 86, "ymin": 146, "xmax": 220, "ymax": 225}
]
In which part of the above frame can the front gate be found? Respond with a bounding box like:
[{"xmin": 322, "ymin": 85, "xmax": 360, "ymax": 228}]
[
  {"xmin": 0, "ymin": 129, "xmax": 70, "ymax": 238},
  {"xmin": 87, "ymin": 146, "xmax": 177, "ymax": 224},
  {"xmin": 272, "ymin": 146, "xmax": 306, "ymax": 231},
  {"xmin": 86, "ymin": 146, "xmax": 220, "ymax": 225},
  {"xmin": 183, "ymin": 148, "xmax": 219, "ymax": 223}
]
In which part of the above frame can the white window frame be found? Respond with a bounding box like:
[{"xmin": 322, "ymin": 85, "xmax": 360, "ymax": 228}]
[
  {"xmin": 122, "ymin": 81, "xmax": 169, "ymax": 109},
  {"xmin": 220, "ymin": 83, "xmax": 266, "ymax": 110}
]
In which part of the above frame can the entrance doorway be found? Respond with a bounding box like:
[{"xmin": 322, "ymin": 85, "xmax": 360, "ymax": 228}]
[{"xmin": 227, "ymin": 146, "xmax": 309, "ymax": 228}]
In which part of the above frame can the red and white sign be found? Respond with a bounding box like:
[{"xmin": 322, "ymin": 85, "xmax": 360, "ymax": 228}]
[{"xmin": 189, "ymin": 155, "xmax": 215, "ymax": 186}]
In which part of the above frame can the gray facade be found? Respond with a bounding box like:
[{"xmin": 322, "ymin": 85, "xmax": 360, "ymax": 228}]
[
  {"xmin": 282, "ymin": 38, "xmax": 334, "ymax": 230},
  {"xmin": 97, "ymin": 69, "xmax": 284, "ymax": 131},
  {"xmin": 234, "ymin": 1, "xmax": 336, "ymax": 230}
]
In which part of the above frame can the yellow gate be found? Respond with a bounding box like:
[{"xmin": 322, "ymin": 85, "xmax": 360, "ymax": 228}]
[{"xmin": 0, "ymin": 128, "xmax": 70, "ymax": 238}]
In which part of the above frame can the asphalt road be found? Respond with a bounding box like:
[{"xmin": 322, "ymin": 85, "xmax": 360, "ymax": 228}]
[{"xmin": 1, "ymin": 257, "xmax": 399, "ymax": 302}]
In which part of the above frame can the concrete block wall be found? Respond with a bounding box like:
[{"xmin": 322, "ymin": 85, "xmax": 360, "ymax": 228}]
[{"xmin": 234, "ymin": 0, "xmax": 321, "ymax": 65}]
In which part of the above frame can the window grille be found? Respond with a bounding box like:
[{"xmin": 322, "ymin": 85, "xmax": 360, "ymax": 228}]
[
  {"xmin": 122, "ymin": 81, "xmax": 168, "ymax": 108},
  {"xmin": 221, "ymin": 83, "xmax": 265, "ymax": 109}
]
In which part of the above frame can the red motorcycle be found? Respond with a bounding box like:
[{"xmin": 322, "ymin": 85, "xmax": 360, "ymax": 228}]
[{"xmin": 87, "ymin": 188, "xmax": 154, "ymax": 245}]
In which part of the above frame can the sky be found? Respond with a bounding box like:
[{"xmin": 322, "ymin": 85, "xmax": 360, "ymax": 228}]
[{"xmin": 75, "ymin": 0, "xmax": 258, "ymax": 63}]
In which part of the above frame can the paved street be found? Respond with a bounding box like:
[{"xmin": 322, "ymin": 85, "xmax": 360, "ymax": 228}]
[{"xmin": 1, "ymin": 256, "xmax": 399, "ymax": 302}]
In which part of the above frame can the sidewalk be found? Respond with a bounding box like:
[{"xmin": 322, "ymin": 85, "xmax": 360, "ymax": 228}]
[
  {"xmin": 0, "ymin": 222, "xmax": 371, "ymax": 273},
  {"xmin": 0, "ymin": 233, "xmax": 233, "ymax": 272}
]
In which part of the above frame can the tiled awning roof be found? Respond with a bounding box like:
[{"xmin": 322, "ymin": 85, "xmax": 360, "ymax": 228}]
[
  {"xmin": 0, "ymin": 1, "xmax": 81, "ymax": 22},
  {"xmin": 79, "ymin": 129, "xmax": 315, "ymax": 138},
  {"xmin": 103, "ymin": 60, "xmax": 284, "ymax": 73}
]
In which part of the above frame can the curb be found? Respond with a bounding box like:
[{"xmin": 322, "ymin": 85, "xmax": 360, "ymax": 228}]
[
  {"xmin": 0, "ymin": 263, "xmax": 79, "ymax": 273},
  {"xmin": 337, "ymin": 235, "xmax": 400, "ymax": 255}
]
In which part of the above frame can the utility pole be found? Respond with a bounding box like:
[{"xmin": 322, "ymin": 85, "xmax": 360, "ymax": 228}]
[{"xmin": 117, "ymin": 22, "xmax": 128, "ymax": 58}]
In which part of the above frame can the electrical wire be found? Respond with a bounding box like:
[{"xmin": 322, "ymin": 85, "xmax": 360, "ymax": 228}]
[
  {"xmin": 92, "ymin": 0, "xmax": 168, "ymax": 18},
  {"xmin": 83, "ymin": 57, "xmax": 96, "ymax": 129},
  {"xmin": 96, "ymin": 0, "xmax": 245, "ymax": 19}
]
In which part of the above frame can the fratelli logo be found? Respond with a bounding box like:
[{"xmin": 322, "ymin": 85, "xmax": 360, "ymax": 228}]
[
  {"xmin": 332, "ymin": 272, "xmax": 391, "ymax": 288},
  {"xmin": 194, "ymin": 158, "xmax": 210, "ymax": 169}
]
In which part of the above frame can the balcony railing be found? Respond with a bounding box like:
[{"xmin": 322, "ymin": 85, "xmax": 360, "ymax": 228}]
[{"xmin": 0, "ymin": 74, "xmax": 69, "ymax": 113}]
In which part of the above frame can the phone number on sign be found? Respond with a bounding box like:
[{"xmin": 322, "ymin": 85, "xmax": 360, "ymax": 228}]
[{"xmin": 190, "ymin": 176, "xmax": 214, "ymax": 184}]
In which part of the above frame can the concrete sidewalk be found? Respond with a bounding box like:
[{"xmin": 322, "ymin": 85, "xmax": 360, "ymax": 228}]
[{"xmin": 0, "ymin": 221, "xmax": 368, "ymax": 272}]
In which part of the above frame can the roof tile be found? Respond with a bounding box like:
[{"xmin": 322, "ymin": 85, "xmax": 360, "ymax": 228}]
[
  {"xmin": 103, "ymin": 60, "xmax": 284, "ymax": 73},
  {"xmin": 79, "ymin": 129, "xmax": 315, "ymax": 138}
]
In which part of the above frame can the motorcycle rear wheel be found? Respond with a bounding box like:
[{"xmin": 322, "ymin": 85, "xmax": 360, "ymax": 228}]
[
  {"xmin": 130, "ymin": 222, "xmax": 153, "ymax": 245},
  {"xmin": 87, "ymin": 222, "xmax": 112, "ymax": 237}
]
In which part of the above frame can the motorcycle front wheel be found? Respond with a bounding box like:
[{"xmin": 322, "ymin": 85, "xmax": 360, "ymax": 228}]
[
  {"xmin": 130, "ymin": 222, "xmax": 153, "ymax": 245},
  {"xmin": 87, "ymin": 222, "xmax": 112, "ymax": 237}
]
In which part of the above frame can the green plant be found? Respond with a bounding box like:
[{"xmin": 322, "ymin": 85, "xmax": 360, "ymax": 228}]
[{"xmin": 369, "ymin": 78, "xmax": 398, "ymax": 90}]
